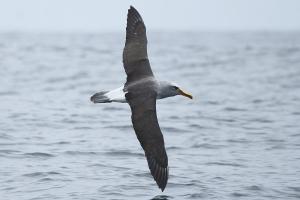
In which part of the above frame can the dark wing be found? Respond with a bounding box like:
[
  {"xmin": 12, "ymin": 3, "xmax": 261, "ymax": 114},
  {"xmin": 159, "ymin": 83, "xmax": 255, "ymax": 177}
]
[
  {"xmin": 123, "ymin": 6, "xmax": 167, "ymax": 191},
  {"xmin": 123, "ymin": 6, "xmax": 154, "ymax": 84},
  {"xmin": 126, "ymin": 91, "xmax": 168, "ymax": 191}
]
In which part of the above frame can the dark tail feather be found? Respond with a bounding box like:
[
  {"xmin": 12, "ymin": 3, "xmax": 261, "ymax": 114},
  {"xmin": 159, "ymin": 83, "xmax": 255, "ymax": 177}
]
[{"xmin": 90, "ymin": 91, "xmax": 111, "ymax": 103}]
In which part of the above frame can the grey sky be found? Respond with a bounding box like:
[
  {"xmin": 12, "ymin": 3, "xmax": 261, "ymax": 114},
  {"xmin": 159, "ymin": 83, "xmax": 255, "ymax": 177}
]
[{"xmin": 0, "ymin": 0, "xmax": 299, "ymax": 32}]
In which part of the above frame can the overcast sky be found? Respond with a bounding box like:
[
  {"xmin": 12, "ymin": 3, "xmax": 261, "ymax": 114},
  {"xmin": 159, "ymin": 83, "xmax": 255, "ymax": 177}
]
[{"xmin": 0, "ymin": 0, "xmax": 299, "ymax": 32}]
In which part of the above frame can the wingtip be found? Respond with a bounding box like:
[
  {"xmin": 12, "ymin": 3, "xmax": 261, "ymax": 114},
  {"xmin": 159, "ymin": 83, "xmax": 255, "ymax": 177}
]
[
  {"xmin": 147, "ymin": 156, "xmax": 169, "ymax": 192},
  {"xmin": 90, "ymin": 94, "xmax": 95, "ymax": 103},
  {"xmin": 158, "ymin": 183, "xmax": 167, "ymax": 192},
  {"xmin": 128, "ymin": 5, "xmax": 140, "ymax": 16},
  {"xmin": 160, "ymin": 185, "xmax": 166, "ymax": 192},
  {"xmin": 159, "ymin": 168, "xmax": 168, "ymax": 192},
  {"xmin": 129, "ymin": 5, "xmax": 135, "ymax": 10},
  {"xmin": 128, "ymin": 5, "xmax": 135, "ymax": 13}
]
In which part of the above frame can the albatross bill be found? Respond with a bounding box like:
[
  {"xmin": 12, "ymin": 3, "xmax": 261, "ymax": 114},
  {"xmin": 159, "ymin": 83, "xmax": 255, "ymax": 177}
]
[{"xmin": 177, "ymin": 88, "xmax": 193, "ymax": 99}]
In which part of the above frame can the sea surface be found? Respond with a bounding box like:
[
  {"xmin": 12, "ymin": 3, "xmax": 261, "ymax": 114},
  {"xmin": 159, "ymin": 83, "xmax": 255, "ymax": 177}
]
[{"xmin": 0, "ymin": 32, "xmax": 300, "ymax": 200}]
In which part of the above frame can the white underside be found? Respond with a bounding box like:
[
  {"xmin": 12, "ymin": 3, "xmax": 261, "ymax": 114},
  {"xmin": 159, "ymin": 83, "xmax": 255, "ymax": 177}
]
[
  {"xmin": 105, "ymin": 86, "xmax": 127, "ymax": 103},
  {"xmin": 105, "ymin": 85, "xmax": 168, "ymax": 103}
]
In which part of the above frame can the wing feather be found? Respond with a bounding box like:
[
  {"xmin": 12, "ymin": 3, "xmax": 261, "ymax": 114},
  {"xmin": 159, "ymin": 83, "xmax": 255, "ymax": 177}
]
[
  {"xmin": 126, "ymin": 91, "xmax": 169, "ymax": 191},
  {"xmin": 123, "ymin": 6, "xmax": 153, "ymax": 83}
]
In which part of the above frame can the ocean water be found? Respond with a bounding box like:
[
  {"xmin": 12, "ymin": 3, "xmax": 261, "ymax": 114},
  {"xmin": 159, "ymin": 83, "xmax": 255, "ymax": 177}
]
[{"xmin": 0, "ymin": 32, "xmax": 300, "ymax": 200}]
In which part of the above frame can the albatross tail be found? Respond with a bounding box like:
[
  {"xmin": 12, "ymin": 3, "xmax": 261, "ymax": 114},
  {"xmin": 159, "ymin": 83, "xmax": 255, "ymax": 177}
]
[
  {"xmin": 90, "ymin": 91, "xmax": 112, "ymax": 103},
  {"xmin": 90, "ymin": 87, "xmax": 126, "ymax": 103}
]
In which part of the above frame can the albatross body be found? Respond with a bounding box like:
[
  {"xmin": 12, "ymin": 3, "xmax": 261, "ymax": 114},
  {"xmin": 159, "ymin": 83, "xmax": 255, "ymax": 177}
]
[
  {"xmin": 91, "ymin": 6, "xmax": 192, "ymax": 191},
  {"xmin": 91, "ymin": 80, "xmax": 192, "ymax": 103}
]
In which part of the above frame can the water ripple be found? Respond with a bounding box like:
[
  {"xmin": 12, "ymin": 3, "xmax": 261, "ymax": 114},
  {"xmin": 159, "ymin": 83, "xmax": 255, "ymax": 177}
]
[
  {"xmin": 205, "ymin": 161, "xmax": 246, "ymax": 168},
  {"xmin": 23, "ymin": 152, "xmax": 55, "ymax": 158},
  {"xmin": 1, "ymin": 32, "xmax": 299, "ymax": 200},
  {"xmin": 231, "ymin": 192, "xmax": 249, "ymax": 197},
  {"xmin": 64, "ymin": 151, "xmax": 97, "ymax": 155},
  {"xmin": 104, "ymin": 150, "xmax": 144, "ymax": 157},
  {"xmin": 22, "ymin": 171, "xmax": 61, "ymax": 177},
  {"xmin": 192, "ymin": 143, "xmax": 227, "ymax": 149},
  {"xmin": 150, "ymin": 195, "xmax": 173, "ymax": 200}
]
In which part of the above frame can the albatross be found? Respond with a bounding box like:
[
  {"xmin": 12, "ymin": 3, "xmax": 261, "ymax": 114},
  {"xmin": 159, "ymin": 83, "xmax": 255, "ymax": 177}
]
[{"xmin": 91, "ymin": 6, "xmax": 192, "ymax": 191}]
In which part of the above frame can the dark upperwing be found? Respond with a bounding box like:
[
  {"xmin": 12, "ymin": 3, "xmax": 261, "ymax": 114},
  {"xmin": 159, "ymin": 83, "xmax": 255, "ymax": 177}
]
[
  {"xmin": 126, "ymin": 90, "xmax": 169, "ymax": 191},
  {"xmin": 123, "ymin": 6, "xmax": 169, "ymax": 191},
  {"xmin": 123, "ymin": 6, "xmax": 154, "ymax": 84}
]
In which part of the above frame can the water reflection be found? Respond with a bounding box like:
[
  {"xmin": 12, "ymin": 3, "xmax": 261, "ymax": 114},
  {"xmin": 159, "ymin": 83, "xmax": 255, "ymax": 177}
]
[{"xmin": 150, "ymin": 195, "xmax": 173, "ymax": 200}]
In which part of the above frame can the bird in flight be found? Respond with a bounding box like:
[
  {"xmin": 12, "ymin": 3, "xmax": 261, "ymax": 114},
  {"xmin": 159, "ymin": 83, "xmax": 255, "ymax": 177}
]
[{"xmin": 91, "ymin": 6, "xmax": 192, "ymax": 191}]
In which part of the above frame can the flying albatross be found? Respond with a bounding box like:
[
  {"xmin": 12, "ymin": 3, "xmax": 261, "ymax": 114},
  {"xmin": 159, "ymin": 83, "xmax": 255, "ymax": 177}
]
[{"xmin": 91, "ymin": 6, "xmax": 192, "ymax": 191}]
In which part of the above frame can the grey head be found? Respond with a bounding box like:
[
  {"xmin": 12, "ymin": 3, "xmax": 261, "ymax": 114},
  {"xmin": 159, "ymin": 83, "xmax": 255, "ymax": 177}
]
[{"xmin": 157, "ymin": 81, "xmax": 193, "ymax": 100}]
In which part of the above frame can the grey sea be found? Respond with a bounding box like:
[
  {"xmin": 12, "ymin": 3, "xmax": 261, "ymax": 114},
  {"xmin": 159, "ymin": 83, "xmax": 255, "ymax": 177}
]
[{"xmin": 0, "ymin": 32, "xmax": 300, "ymax": 200}]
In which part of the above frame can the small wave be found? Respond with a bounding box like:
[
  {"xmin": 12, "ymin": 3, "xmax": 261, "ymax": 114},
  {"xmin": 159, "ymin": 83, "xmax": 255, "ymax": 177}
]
[
  {"xmin": 224, "ymin": 107, "xmax": 248, "ymax": 112},
  {"xmin": 103, "ymin": 106, "xmax": 126, "ymax": 111},
  {"xmin": 0, "ymin": 91, "xmax": 19, "ymax": 96},
  {"xmin": 241, "ymin": 126, "xmax": 264, "ymax": 132},
  {"xmin": 0, "ymin": 149, "xmax": 20, "ymax": 154},
  {"xmin": 53, "ymin": 141, "xmax": 70, "ymax": 145},
  {"xmin": 133, "ymin": 172, "xmax": 152, "ymax": 178},
  {"xmin": 246, "ymin": 185, "xmax": 263, "ymax": 191},
  {"xmin": 205, "ymin": 100, "xmax": 220, "ymax": 105},
  {"xmin": 252, "ymin": 99, "xmax": 264, "ymax": 104},
  {"xmin": 24, "ymin": 152, "xmax": 55, "ymax": 158},
  {"xmin": 38, "ymin": 177, "xmax": 54, "ymax": 182},
  {"xmin": 291, "ymin": 133, "xmax": 300, "ymax": 137},
  {"xmin": 101, "ymin": 191, "xmax": 123, "ymax": 197},
  {"xmin": 61, "ymin": 118, "xmax": 79, "ymax": 124},
  {"xmin": 90, "ymin": 163, "xmax": 130, "ymax": 170},
  {"xmin": 9, "ymin": 112, "xmax": 28, "ymax": 119},
  {"xmin": 185, "ymin": 193, "xmax": 206, "ymax": 199},
  {"xmin": 217, "ymin": 117, "xmax": 236, "ymax": 123},
  {"xmin": 0, "ymin": 133, "xmax": 14, "ymax": 140},
  {"xmin": 292, "ymin": 111, "xmax": 300, "ymax": 116},
  {"xmin": 161, "ymin": 126, "xmax": 189, "ymax": 133},
  {"xmin": 88, "ymin": 163, "xmax": 109, "ymax": 168},
  {"xmin": 266, "ymin": 144, "xmax": 286, "ymax": 150},
  {"xmin": 168, "ymin": 182, "xmax": 197, "ymax": 187},
  {"xmin": 104, "ymin": 125, "xmax": 132, "ymax": 130},
  {"xmin": 2, "ymin": 186, "xmax": 15, "ymax": 191},
  {"xmin": 192, "ymin": 143, "xmax": 227, "ymax": 149},
  {"xmin": 206, "ymin": 161, "xmax": 245, "ymax": 168},
  {"xmin": 288, "ymin": 186, "xmax": 300, "ymax": 192},
  {"xmin": 188, "ymin": 124, "xmax": 206, "ymax": 129},
  {"xmin": 104, "ymin": 150, "xmax": 144, "ymax": 157},
  {"xmin": 213, "ymin": 176, "xmax": 226, "ymax": 181},
  {"xmin": 166, "ymin": 146, "xmax": 182, "ymax": 150},
  {"xmin": 227, "ymin": 139, "xmax": 251, "ymax": 144},
  {"xmin": 0, "ymin": 142, "xmax": 28, "ymax": 146},
  {"xmin": 266, "ymin": 138, "xmax": 285, "ymax": 143},
  {"xmin": 250, "ymin": 118, "xmax": 274, "ymax": 124},
  {"xmin": 23, "ymin": 171, "xmax": 61, "ymax": 177},
  {"xmin": 231, "ymin": 192, "xmax": 249, "ymax": 197},
  {"xmin": 64, "ymin": 151, "xmax": 97, "ymax": 155},
  {"xmin": 73, "ymin": 126, "xmax": 92, "ymax": 130},
  {"xmin": 169, "ymin": 115, "xmax": 180, "ymax": 119}
]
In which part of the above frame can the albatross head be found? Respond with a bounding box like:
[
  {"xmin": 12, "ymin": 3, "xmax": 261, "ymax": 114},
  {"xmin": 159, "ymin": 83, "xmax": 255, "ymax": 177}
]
[{"xmin": 158, "ymin": 81, "xmax": 193, "ymax": 100}]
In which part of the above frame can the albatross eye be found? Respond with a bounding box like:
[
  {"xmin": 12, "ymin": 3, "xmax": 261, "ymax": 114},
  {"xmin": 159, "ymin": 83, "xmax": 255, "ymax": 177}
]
[{"xmin": 173, "ymin": 86, "xmax": 179, "ymax": 90}]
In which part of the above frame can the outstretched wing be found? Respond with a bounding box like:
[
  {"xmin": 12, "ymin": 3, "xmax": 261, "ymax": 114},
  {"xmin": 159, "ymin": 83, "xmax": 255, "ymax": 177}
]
[
  {"xmin": 126, "ymin": 91, "xmax": 169, "ymax": 191},
  {"xmin": 123, "ymin": 6, "xmax": 154, "ymax": 84},
  {"xmin": 123, "ymin": 6, "xmax": 168, "ymax": 191}
]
